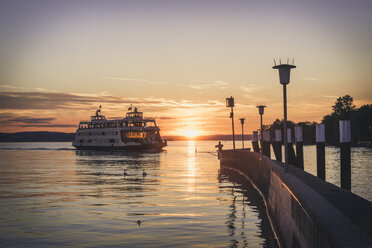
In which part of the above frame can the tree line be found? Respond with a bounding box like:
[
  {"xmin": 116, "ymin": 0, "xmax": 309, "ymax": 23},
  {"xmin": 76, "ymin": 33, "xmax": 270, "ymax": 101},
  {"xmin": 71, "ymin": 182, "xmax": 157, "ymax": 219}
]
[{"xmin": 264, "ymin": 95, "xmax": 372, "ymax": 146}]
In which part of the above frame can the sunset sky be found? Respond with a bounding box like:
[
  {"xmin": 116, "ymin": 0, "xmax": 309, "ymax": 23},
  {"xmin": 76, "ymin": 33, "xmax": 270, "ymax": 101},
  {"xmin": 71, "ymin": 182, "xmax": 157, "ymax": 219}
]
[{"xmin": 1, "ymin": 0, "xmax": 371, "ymax": 135}]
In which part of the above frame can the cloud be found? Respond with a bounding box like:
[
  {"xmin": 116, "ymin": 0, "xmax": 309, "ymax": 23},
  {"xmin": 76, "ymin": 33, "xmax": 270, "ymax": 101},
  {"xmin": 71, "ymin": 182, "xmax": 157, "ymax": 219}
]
[
  {"xmin": 241, "ymin": 84, "xmax": 260, "ymax": 94},
  {"xmin": 316, "ymin": 95, "xmax": 337, "ymax": 99},
  {"xmin": 188, "ymin": 81, "xmax": 230, "ymax": 90},
  {"xmin": 0, "ymin": 113, "xmax": 76, "ymax": 128},
  {"xmin": 102, "ymin": 77, "xmax": 165, "ymax": 85},
  {"xmin": 0, "ymin": 91, "xmax": 225, "ymax": 112},
  {"xmin": 154, "ymin": 116, "xmax": 176, "ymax": 120},
  {"xmin": 18, "ymin": 124, "xmax": 77, "ymax": 128},
  {"xmin": 304, "ymin": 78, "xmax": 320, "ymax": 81},
  {"xmin": 7, "ymin": 117, "xmax": 56, "ymax": 124},
  {"xmin": 0, "ymin": 84, "xmax": 51, "ymax": 92},
  {"xmin": 240, "ymin": 84, "xmax": 270, "ymax": 102},
  {"xmin": 0, "ymin": 92, "xmax": 142, "ymax": 110}
]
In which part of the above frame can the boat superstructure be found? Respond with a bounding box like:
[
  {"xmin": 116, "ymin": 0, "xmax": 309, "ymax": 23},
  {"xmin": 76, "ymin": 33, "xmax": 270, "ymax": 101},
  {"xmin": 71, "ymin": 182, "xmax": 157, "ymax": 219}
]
[{"xmin": 72, "ymin": 106, "xmax": 167, "ymax": 151}]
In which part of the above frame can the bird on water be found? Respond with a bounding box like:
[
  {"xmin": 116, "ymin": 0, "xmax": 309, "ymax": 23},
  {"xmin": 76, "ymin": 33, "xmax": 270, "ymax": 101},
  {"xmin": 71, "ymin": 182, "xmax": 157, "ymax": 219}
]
[
  {"xmin": 123, "ymin": 169, "xmax": 128, "ymax": 177},
  {"xmin": 142, "ymin": 170, "xmax": 147, "ymax": 177}
]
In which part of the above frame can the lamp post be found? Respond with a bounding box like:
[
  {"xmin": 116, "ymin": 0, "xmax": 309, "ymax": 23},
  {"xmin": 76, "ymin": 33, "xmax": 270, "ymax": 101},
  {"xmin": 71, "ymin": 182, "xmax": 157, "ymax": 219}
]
[
  {"xmin": 240, "ymin": 118, "xmax": 245, "ymax": 149},
  {"xmin": 226, "ymin": 96, "xmax": 235, "ymax": 150},
  {"xmin": 257, "ymin": 105, "xmax": 266, "ymax": 154},
  {"xmin": 273, "ymin": 60, "xmax": 296, "ymax": 171}
]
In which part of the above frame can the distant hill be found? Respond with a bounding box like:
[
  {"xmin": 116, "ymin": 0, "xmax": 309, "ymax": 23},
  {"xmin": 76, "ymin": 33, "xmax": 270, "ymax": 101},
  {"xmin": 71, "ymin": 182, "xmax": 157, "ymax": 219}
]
[{"xmin": 0, "ymin": 132, "xmax": 252, "ymax": 142}]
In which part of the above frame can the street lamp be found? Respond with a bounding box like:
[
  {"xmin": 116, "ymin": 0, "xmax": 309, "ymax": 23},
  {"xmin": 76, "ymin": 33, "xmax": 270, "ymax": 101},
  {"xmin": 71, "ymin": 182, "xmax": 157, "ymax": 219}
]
[
  {"xmin": 273, "ymin": 60, "xmax": 296, "ymax": 170},
  {"xmin": 256, "ymin": 105, "xmax": 266, "ymax": 154},
  {"xmin": 226, "ymin": 96, "xmax": 235, "ymax": 150},
  {"xmin": 240, "ymin": 118, "xmax": 245, "ymax": 149}
]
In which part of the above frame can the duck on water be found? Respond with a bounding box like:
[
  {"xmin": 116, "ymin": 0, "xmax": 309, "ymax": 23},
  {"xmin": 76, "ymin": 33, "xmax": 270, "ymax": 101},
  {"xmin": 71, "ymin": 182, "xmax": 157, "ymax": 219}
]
[{"xmin": 72, "ymin": 105, "xmax": 167, "ymax": 151}]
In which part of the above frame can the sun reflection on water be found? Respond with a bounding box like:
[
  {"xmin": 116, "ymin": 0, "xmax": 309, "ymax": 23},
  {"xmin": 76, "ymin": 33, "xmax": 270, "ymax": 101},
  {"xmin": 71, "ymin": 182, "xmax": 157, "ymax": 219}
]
[{"xmin": 186, "ymin": 140, "xmax": 196, "ymax": 192}]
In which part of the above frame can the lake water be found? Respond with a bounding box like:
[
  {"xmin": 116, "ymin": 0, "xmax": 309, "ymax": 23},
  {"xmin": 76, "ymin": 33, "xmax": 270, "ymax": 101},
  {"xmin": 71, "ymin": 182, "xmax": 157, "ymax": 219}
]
[
  {"xmin": 0, "ymin": 141, "xmax": 371, "ymax": 247},
  {"xmin": 0, "ymin": 141, "xmax": 278, "ymax": 248}
]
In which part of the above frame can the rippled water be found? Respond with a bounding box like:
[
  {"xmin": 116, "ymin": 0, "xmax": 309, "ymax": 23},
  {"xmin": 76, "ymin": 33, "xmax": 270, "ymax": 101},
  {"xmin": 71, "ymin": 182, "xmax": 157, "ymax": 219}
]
[
  {"xmin": 0, "ymin": 141, "xmax": 278, "ymax": 247},
  {"xmin": 303, "ymin": 146, "xmax": 372, "ymax": 201}
]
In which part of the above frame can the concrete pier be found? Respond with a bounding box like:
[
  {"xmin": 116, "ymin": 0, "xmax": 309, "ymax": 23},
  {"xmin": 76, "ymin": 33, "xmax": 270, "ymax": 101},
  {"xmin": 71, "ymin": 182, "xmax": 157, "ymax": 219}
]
[{"xmin": 219, "ymin": 149, "xmax": 372, "ymax": 248}]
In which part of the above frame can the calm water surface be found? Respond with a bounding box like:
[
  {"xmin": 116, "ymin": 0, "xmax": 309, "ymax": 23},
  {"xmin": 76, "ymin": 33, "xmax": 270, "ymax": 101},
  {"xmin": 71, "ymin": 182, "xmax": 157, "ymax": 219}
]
[{"xmin": 0, "ymin": 141, "xmax": 278, "ymax": 247}]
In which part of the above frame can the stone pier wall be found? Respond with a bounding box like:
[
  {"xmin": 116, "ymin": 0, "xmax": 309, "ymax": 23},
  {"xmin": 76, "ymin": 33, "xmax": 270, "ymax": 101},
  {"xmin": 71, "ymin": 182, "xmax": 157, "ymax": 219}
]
[{"xmin": 220, "ymin": 150, "xmax": 372, "ymax": 248}]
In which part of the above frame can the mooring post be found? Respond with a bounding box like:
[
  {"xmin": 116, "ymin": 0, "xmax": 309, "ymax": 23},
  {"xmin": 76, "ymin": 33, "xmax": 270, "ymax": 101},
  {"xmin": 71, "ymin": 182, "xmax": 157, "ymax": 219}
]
[
  {"xmin": 252, "ymin": 131, "xmax": 260, "ymax": 153},
  {"xmin": 263, "ymin": 130, "xmax": 271, "ymax": 158},
  {"xmin": 316, "ymin": 124, "xmax": 326, "ymax": 180},
  {"xmin": 295, "ymin": 126, "xmax": 304, "ymax": 169},
  {"xmin": 274, "ymin": 129, "xmax": 282, "ymax": 162},
  {"xmin": 287, "ymin": 128, "xmax": 297, "ymax": 166},
  {"xmin": 340, "ymin": 120, "xmax": 351, "ymax": 190}
]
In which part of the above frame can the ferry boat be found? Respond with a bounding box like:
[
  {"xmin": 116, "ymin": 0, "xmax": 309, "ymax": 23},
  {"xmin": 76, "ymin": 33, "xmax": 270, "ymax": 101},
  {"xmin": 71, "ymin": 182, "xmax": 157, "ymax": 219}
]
[{"xmin": 72, "ymin": 106, "xmax": 167, "ymax": 151}]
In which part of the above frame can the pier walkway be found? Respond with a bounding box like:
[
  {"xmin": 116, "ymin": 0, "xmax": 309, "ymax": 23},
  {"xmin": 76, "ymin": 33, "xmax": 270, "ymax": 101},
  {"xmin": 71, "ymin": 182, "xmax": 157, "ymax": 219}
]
[{"xmin": 219, "ymin": 149, "xmax": 372, "ymax": 248}]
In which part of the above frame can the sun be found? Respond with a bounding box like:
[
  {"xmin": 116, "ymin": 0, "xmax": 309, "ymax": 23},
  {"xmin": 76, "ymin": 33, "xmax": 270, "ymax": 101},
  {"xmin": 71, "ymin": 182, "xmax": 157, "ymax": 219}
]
[{"xmin": 181, "ymin": 129, "xmax": 201, "ymax": 139}]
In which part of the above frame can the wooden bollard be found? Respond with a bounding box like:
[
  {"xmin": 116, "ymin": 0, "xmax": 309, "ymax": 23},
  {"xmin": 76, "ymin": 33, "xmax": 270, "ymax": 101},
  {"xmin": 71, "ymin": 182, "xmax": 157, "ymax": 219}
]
[
  {"xmin": 274, "ymin": 130, "xmax": 282, "ymax": 162},
  {"xmin": 295, "ymin": 126, "xmax": 304, "ymax": 169},
  {"xmin": 261, "ymin": 131, "xmax": 267, "ymax": 155},
  {"xmin": 252, "ymin": 131, "xmax": 260, "ymax": 153},
  {"xmin": 340, "ymin": 120, "xmax": 351, "ymax": 190},
  {"xmin": 287, "ymin": 128, "xmax": 297, "ymax": 166},
  {"xmin": 316, "ymin": 124, "xmax": 326, "ymax": 180},
  {"xmin": 263, "ymin": 130, "xmax": 271, "ymax": 158}
]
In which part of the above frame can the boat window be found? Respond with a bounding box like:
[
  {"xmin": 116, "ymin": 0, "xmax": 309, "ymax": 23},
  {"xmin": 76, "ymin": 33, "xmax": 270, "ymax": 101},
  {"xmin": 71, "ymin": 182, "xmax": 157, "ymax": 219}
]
[
  {"xmin": 122, "ymin": 131, "xmax": 147, "ymax": 139},
  {"xmin": 146, "ymin": 121, "xmax": 155, "ymax": 127}
]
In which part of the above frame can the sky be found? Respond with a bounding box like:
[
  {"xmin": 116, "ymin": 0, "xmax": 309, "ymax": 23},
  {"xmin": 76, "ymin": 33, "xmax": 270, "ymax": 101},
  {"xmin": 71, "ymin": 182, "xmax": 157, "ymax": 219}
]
[{"xmin": 0, "ymin": 0, "xmax": 371, "ymax": 135}]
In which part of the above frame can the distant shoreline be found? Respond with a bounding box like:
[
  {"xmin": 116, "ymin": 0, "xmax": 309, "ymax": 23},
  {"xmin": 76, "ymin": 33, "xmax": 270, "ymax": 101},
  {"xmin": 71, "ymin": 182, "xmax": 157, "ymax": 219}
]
[{"xmin": 0, "ymin": 131, "xmax": 252, "ymax": 142}]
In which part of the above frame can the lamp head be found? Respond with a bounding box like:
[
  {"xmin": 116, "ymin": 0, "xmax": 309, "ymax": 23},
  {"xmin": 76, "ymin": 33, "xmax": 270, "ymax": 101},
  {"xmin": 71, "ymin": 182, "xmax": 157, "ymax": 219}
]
[
  {"xmin": 272, "ymin": 64, "xmax": 296, "ymax": 85},
  {"xmin": 256, "ymin": 105, "xmax": 266, "ymax": 115},
  {"xmin": 226, "ymin": 96, "xmax": 234, "ymax": 108},
  {"xmin": 240, "ymin": 118, "xmax": 245, "ymax": 125}
]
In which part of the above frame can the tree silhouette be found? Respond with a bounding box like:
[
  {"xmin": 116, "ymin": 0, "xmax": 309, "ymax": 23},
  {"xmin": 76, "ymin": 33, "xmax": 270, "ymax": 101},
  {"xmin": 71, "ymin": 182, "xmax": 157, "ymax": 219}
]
[{"xmin": 332, "ymin": 95, "xmax": 356, "ymax": 119}]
